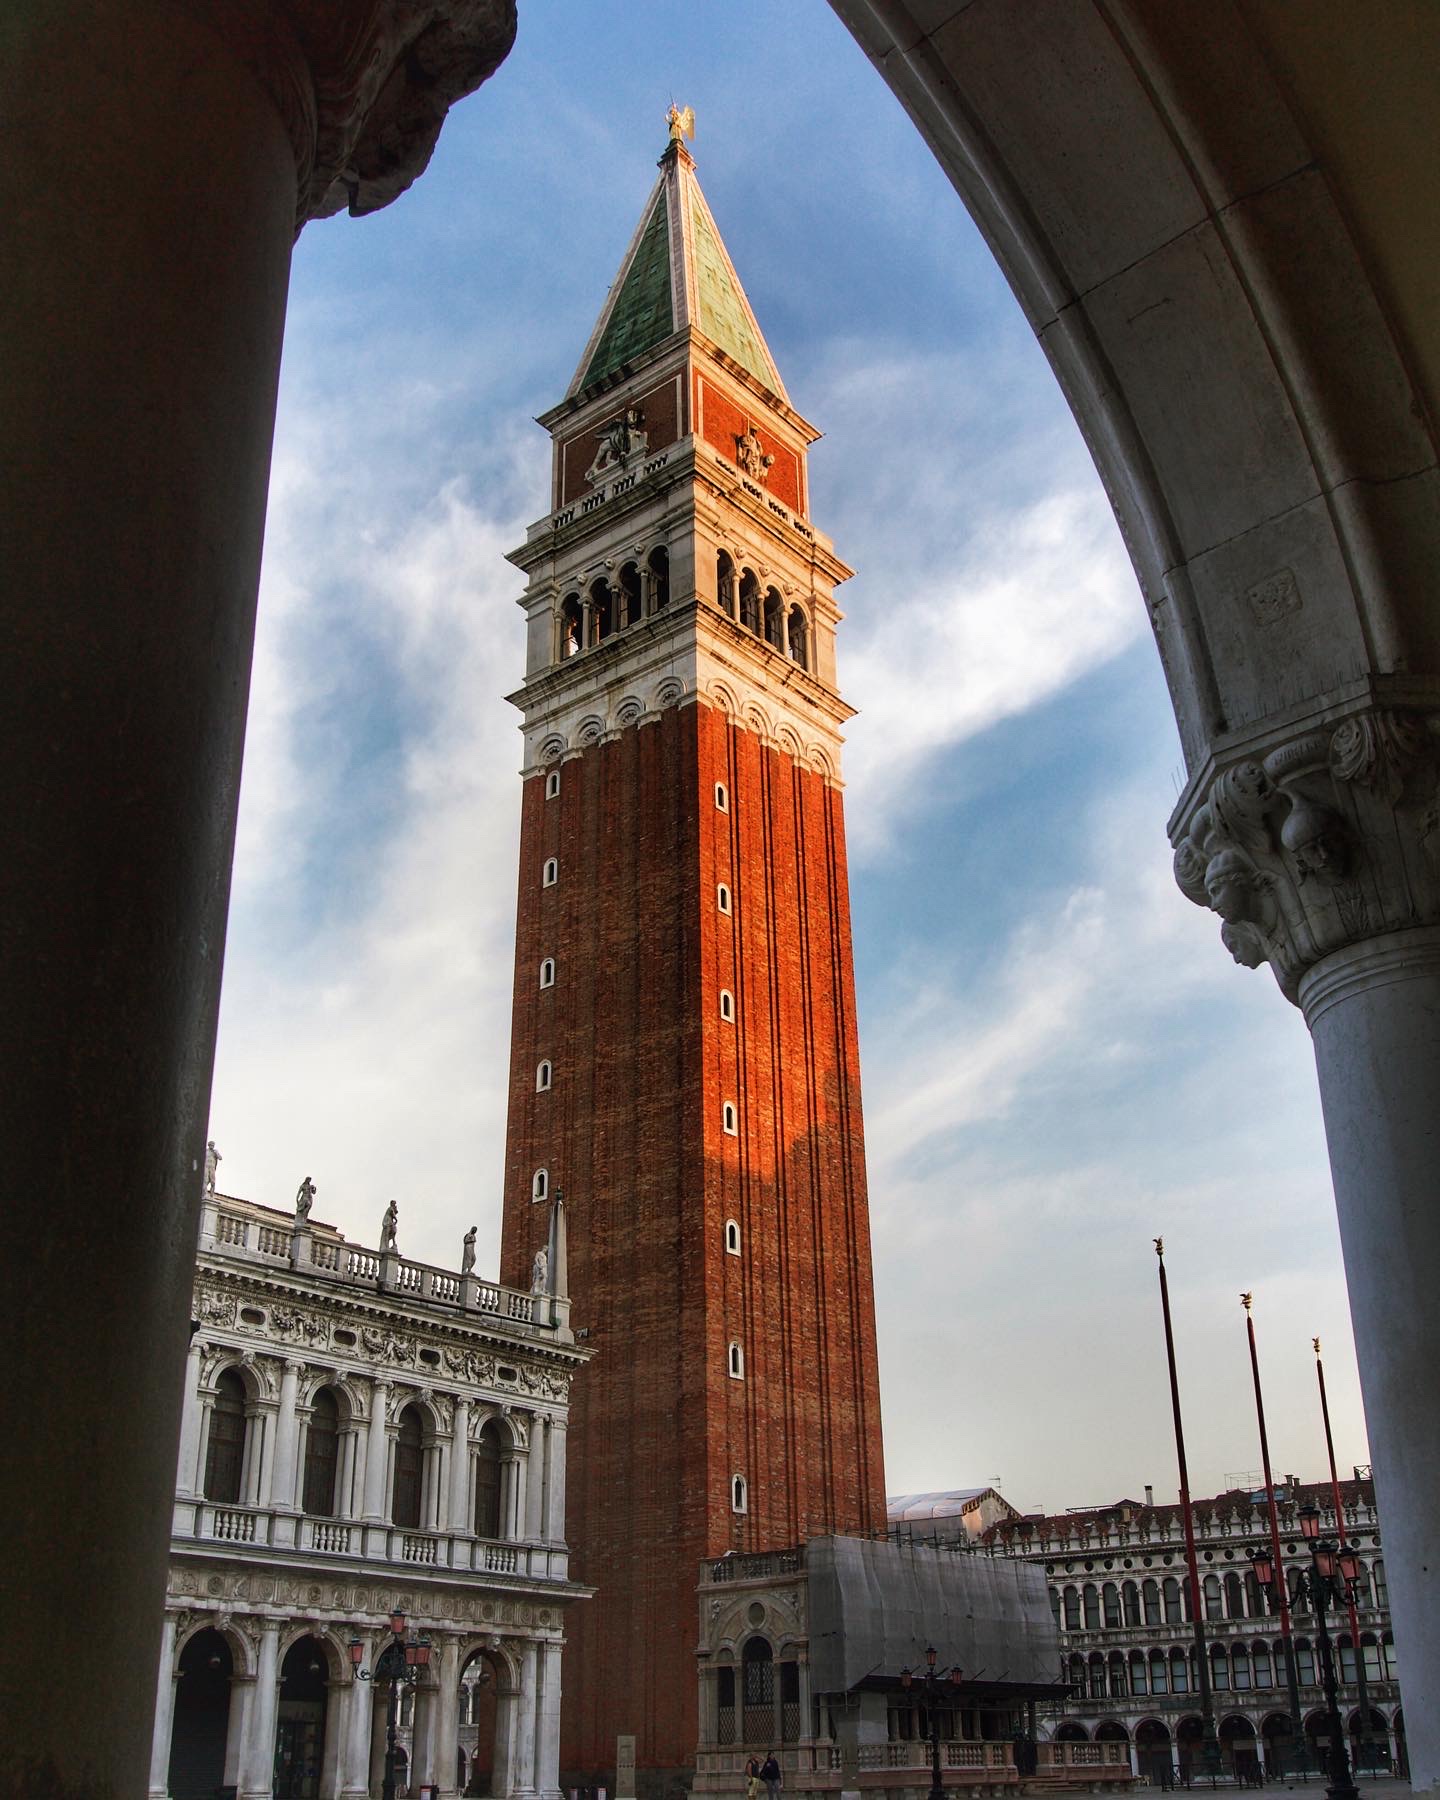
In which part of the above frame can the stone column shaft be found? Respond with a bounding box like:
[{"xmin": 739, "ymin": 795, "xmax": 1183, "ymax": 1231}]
[
  {"xmin": 543, "ymin": 1419, "xmax": 567, "ymax": 1543},
  {"xmin": 340, "ymin": 1667, "xmax": 374, "ymax": 1799},
  {"xmin": 513, "ymin": 1643, "xmax": 539, "ymax": 1797},
  {"xmin": 536, "ymin": 1642, "xmax": 564, "ymax": 1800},
  {"xmin": 450, "ymin": 1399, "xmax": 472, "ymax": 1532},
  {"xmin": 270, "ymin": 1357, "xmax": 304, "ymax": 1510},
  {"xmin": 434, "ymin": 1638, "xmax": 463, "ymax": 1799},
  {"xmin": 175, "ymin": 1342, "xmax": 205, "ymax": 1500},
  {"xmin": 147, "ymin": 1614, "xmax": 179, "ymax": 1798},
  {"xmin": 363, "ymin": 1382, "xmax": 392, "ymax": 1521},
  {"xmin": 525, "ymin": 1425, "xmax": 546, "ymax": 1540},
  {"xmin": 240, "ymin": 1622, "xmax": 282, "ymax": 1799}
]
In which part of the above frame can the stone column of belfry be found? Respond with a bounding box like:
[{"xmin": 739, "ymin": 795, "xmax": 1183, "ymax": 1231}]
[
  {"xmin": 0, "ymin": 5, "xmax": 515, "ymax": 1795},
  {"xmin": 499, "ymin": 120, "xmax": 885, "ymax": 1795},
  {"xmin": 1173, "ymin": 731, "xmax": 1440, "ymax": 1787}
]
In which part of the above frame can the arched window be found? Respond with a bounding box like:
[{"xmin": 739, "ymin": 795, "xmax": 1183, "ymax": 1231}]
[
  {"xmin": 725, "ymin": 1219, "xmax": 740, "ymax": 1255},
  {"xmin": 392, "ymin": 1405, "xmax": 425, "ymax": 1529},
  {"xmin": 717, "ymin": 882, "xmax": 731, "ymax": 914},
  {"xmin": 1068, "ymin": 1654, "xmax": 1086, "ymax": 1698},
  {"xmin": 720, "ymin": 989, "xmax": 735, "ymax": 1022},
  {"xmin": 542, "ymin": 857, "xmax": 558, "ymax": 887},
  {"xmin": 1148, "ymin": 1650, "xmax": 1169, "ymax": 1695},
  {"xmin": 742, "ymin": 1637, "xmax": 772, "ymax": 1738},
  {"xmin": 1231, "ymin": 1643, "xmax": 1251, "ymax": 1689},
  {"xmin": 589, "ymin": 576, "xmax": 612, "ymax": 644},
  {"xmin": 1372, "ymin": 1559, "xmax": 1387, "ymax": 1607},
  {"xmin": 1224, "ymin": 1571, "xmax": 1245, "ymax": 1618},
  {"xmin": 715, "ymin": 782, "xmax": 729, "ymax": 811},
  {"xmin": 474, "ymin": 1421, "xmax": 503, "ymax": 1539},
  {"xmin": 204, "ymin": 1368, "xmax": 248, "ymax": 1504},
  {"xmin": 728, "ymin": 1341, "xmax": 744, "ymax": 1379},
  {"xmin": 302, "ymin": 1385, "xmax": 339, "ymax": 1517},
  {"xmin": 717, "ymin": 550, "xmax": 737, "ymax": 617},
  {"xmin": 532, "ymin": 1168, "xmax": 549, "ymax": 1203},
  {"xmin": 1063, "ymin": 1586, "xmax": 1081, "ymax": 1629},
  {"xmin": 1122, "ymin": 1580, "xmax": 1141, "ymax": 1626},
  {"xmin": 545, "ymin": 767, "xmax": 561, "ymax": 799},
  {"xmin": 787, "ymin": 604, "xmax": 808, "ymax": 668},
  {"xmin": 536, "ymin": 1059, "xmax": 552, "ymax": 1092},
  {"xmin": 1102, "ymin": 1581, "xmax": 1121, "ymax": 1627},
  {"xmin": 1049, "ymin": 1586, "xmax": 1061, "ymax": 1626},
  {"xmin": 1295, "ymin": 1640, "xmax": 1316, "ymax": 1686},
  {"xmin": 1088, "ymin": 1653, "xmax": 1107, "ymax": 1697},
  {"xmin": 539, "ymin": 957, "xmax": 555, "ymax": 989},
  {"xmin": 647, "ymin": 546, "xmax": 670, "ymax": 612},
  {"xmin": 738, "ymin": 570, "xmax": 761, "ymax": 634},
  {"xmin": 559, "ymin": 593, "xmax": 582, "ymax": 660},
  {"xmin": 1108, "ymin": 1651, "xmax": 1127, "ymax": 1696},
  {"xmin": 1082, "ymin": 1583, "xmax": 1100, "ymax": 1629},
  {"xmin": 1204, "ymin": 1573, "xmax": 1223, "ymax": 1619},
  {"xmin": 722, "ymin": 1102, "xmax": 738, "ymax": 1136},
  {"xmin": 1142, "ymin": 1578, "xmax": 1161, "ymax": 1624},
  {"xmin": 1170, "ymin": 1646, "xmax": 1189, "ymax": 1693},
  {"xmin": 618, "ymin": 561, "xmax": 643, "ymax": 629},
  {"xmin": 1129, "ymin": 1649, "xmax": 1148, "ymax": 1695},
  {"xmin": 1381, "ymin": 1632, "xmax": 1396, "ymax": 1680},
  {"xmin": 1253, "ymin": 1641, "xmax": 1273, "ymax": 1688},
  {"xmin": 731, "ymin": 1473, "xmax": 748, "ymax": 1513},
  {"xmin": 1163, "ymin": 1576, "xmax": 1183, "ymax": 1623},
  {"xmin": 763, "ymin": 588, "xmax": 785, "ymax": 650},
  {"xmin": 1361, "ymin": 1634, "xmax": 1382, "ymax": 1681}
]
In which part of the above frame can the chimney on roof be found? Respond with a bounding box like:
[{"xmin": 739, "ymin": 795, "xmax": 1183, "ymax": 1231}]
[{"xmin": 1144, "ymin": 1484, "xmax": 1154, "ymax": 1507}]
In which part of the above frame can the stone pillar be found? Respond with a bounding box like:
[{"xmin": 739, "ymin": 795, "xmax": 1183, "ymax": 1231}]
[
  {"xmin": 536, "ymin": 1642, "xmax": 564, "ymax": 1800},
  {"xmin": 269, "ymin": 1356, "xmax": 304, "ymax": 1512},
  {"xmin": 175, "ymin": 1340, "xmax": 206, "ymax": 1500},
  {"xmin": 510, "ymin": 1448, "xmax": 528, "ymax": 1543},
  {"xmin": 147, "ymin": 1614, "xmax": 179, "ymax": 1798},
  {"xmin": 525, "ymin": 1425, "xmax": 546, "ymax": 1541},
  {"xmin": 1171, "ymin": 715, "xmax": 1440, "ymax": 1794},
  {"xmin": 0, "ymin": 3, "xmax": 515, "ymax": 1791},
  {"xmin": 240, "ymin": 1621, "xmax": 282, "ymax": 1800},
  {"xmin": 339, "ymin": 1660, "xmax": 375, "ymax": 1799},
  {"xmin": 513, "ymin": 1643, "xmax": 539, "ymax": 1798},
  {"xmin": 363, "ymin": 1380, "xmax": 392, "ymax": 1521},
  {"xmin": 543, "ymin": 1419, "xmax": 567, "ymax": 1543},
  {"xmin": 450, "ymin": 1398, "xmax": 472, "ymax": 1535},
  {"xmin": 413, "ymin": 1672, "xmax": 442, "ymax": 1793},
  {"xmin": 434, "ymin": 1638, "xmax": 463, "ymax": 1800}
]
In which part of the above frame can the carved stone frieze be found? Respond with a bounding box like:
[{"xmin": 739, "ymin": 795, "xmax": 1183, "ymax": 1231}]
[
  {"xmin": 1171, "ymin": 705, "xmax": 1440, "ymax": 1000},
  {"xmin": 184, "ymin": 0, "xmax": 517, "ymax": 231}
]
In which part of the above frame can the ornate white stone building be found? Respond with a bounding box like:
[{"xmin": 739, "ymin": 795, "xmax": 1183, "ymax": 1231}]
[{"xmin": 150, "ymin": 1180, "xmax": 589, "ymax": 1800}]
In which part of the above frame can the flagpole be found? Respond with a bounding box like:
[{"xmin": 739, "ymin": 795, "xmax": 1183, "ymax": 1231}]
[
  {"xmin": 1315, "ymin": 1336, "xmax": 1372, "ymax": 1771},
  {"xmin": 1154, "ymin": 1239, "xmax": 1220, "ymax": 1778},
  {"xmin": 1241, "ymin": 1293, "xmax": 1307, "ymax": 1775}
]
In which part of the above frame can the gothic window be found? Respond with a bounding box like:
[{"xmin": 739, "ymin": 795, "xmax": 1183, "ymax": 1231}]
[
  {"xmin": 545, "ymin": 768, "xmax": 561, "ymax": 799},
  {"xmin": 532, "ymin": 1168, "xmax": 549, "ymax": 1203},
  {"xmin": 618, "ymin": 561, "xmax": 643, "ymax": 628},
  {"xmin": 725, "ymin": 1220, "xmax": 740, "ymax": 1255},
  {"xmin": 763, "ymin": 588, "xmax": 785, "ymax": 650},
  {"xmin": 717, "ymin": 882, "xmax": 731, "ymax": 914},
  {"xmin": 787, "ymin": 604, "xmax": 808, "ymax": 669},
  {"xmin": 302, "ymin": 1385, "xmax": 339, "ymax": 1517},
  {"xmin": 539, "ymin": 958, "xmax": 555, "ymax": 989},
  {"xmin": 728, "ymin": 1341, "xmax": 744, "ymax": 1379},
  {"xmin": 742, "ymin": 1637, "xmax": 772, "ymax": 1740},
  {"xmin": 589, "ymin": 577, "xmax": 612, "ymax": 644},
  {"xmin": 720, "ymin": 989, "xmax": 735, "ymax": 1022},
  {"xmin": 722, "ymin": 1102, "xmax": 738, "ymax": 1136},
  {"xmin": 542, "ymin": 858, "xmax": 558, "ymax": 887},
  {"xmin": 392, "ymin": 1405, "xmax": 425, "ymax": 1530},
  {"xmin": 647, "ymin": 546, "xmax": 670, "ymax": 612},
  {"xmin": 559, "ymin": 594, "xmax": 583, "ymax": 661},
  {"xmin": 204, "ymin": 1368, "xmax": 248, "ymax": 1504},
  {"xmin": 717, "ymin": 1666, "xmax": 737, "ymax": 1745},
  {"xmin": 536, "ymin": 1060, "xmax": 552, "ymax": 1093},
  {"xmin": 717, "ymin": 551, "xmax": 736, "ymax": 617},
  {"xmin": 715, "ymin": 782, "xmax": 729, "ymax": 812},
  {"xmin": 739, "ymin": 570, "xmax": 761, "ymax": 634},
  {"xmin": 474, "ymin": 1421, "xmax": 502, "ymax": 1539},
  {"xmin": 731, "ymin": 1473, "xmax": 748, "ymax": 1513}
]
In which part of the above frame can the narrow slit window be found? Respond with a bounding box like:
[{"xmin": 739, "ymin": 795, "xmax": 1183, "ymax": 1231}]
[
  {"xmin": 732, "ymin": 1474, "xmax": 748, "ymax": 1513},
  {"xmin": 532, "ymin": 1168, "xmax": 549, "ymax": 1203},
  {"xmin": 722, "ymin": 1102, "xmax": 738, "ymax": 1136},
  {"xmin": 536, "ymin": 1060, "xmax": 552, "ymax": 1093},
  {"xmin": 725, "ymin": 1219, "xmax": 740, "ymax": 1255},
  {"xmin": 545, "ymin": 769, "xmax": 561, "ymax": 799},
  {"xmin": 542, "ymin": 857, "xmax": 558, "ymax": 887},
  {"xmin": 728, "ymin": 1341, "xmax": 744, "ymax": 1379},
  {"xmin": 715, "ymin": 782, "xmax": 729, "ymax": 812},
  {"xmin": 539, "ymin": 958, "xmax": 555, "ymax": 989},
  {"xmin": 720, "ymin": 989, "xmax": 735, "ymax": 1023},
  {"xmin": 717, "ymin": 883, "xmax": 731, "ymax": 915}
]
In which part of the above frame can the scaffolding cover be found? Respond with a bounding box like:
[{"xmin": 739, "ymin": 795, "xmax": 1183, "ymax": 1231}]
[{"xmin": 806, "ymin": 1537, "xmax": 1059, "ymax": 1696}]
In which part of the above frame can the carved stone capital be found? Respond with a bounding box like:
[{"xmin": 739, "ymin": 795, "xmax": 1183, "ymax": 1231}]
[
  {"xmin": 185, "ymin": 0, "xmax": 516, "ymax": 231},
  {"xmin": 1171, "ymin": 703, "xmax": 1440, "ymax": 1002}
]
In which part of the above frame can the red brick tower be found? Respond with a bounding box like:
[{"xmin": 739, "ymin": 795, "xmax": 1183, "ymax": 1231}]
[{"xmin": 499, "ymin": 120, "xmax": 886, "ymax": 1796}]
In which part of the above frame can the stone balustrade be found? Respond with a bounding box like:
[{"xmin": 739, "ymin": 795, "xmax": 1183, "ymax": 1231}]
[{"xmin": 696, "ymin": 1738, "xmax": 1133, "ymax": 1789}]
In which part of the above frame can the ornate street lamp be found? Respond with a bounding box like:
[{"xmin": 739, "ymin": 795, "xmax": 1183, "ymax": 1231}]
[
  {"xmin": 1251, "ymin": 1510, "xmax": 1360, "ymax": 1800},
  {"xmin": 349, "ymin": 1609, "xmax": 433, "ymax": 1800},
  {"xmin": 899, "ymin": 1646, "xmax": 964, "ymax": 1800}
]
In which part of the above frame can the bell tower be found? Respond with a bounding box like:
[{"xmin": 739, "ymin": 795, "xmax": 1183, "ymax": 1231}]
[{"xmin": 499, "ymin": 115, "xmax": 886, "ymax": 1794}]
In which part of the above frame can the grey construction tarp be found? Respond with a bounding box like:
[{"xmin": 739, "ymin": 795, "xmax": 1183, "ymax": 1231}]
[{"xmin": 806, "ymin": 1536, "xmax": 1060, "ymax": 1696}]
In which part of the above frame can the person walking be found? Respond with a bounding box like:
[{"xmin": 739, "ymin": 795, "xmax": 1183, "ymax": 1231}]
[
  {"xmin": 761, "ymin": 1751, "xmax": 782, "ymax": 1800},
  {"xmin": 745, "ymin": 1755, "xmax": 761, "ymax": 1800}
]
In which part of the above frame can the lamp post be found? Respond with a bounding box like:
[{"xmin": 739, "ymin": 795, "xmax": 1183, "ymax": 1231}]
[
  {"xmin": 900, "ymin": 1646, "xmax": 965, "ymax": 1800},
  {"xmin": 349, "ymin": 1609, "xmax": 433, "ymax": 1800},
  {"xmin": 1250, "ymin": 1508, "xmax": 1360, "ymax": 1800}
]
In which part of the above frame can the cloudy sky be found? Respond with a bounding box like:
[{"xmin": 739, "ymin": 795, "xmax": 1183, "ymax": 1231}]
[{"xmin": 210, "ymin": 0, "xmax": 1369, "ymax": 1514}]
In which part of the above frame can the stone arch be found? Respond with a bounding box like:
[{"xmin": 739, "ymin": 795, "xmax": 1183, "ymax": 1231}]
[
  {"xmin": 707, "ymin": 679, "xmax": 740, "ymax": 715},
  {"xmin": 574, "ymin": 714, "xmax": 604, "ymax": 748},
  {"xmin": 653, "ymin": 676, "xmax": 685, "ymax": 709},
  {"xmin": 175, "ymin": 1615, "xmax": 257, "ymax": 1680},
  {"xmin": 615, "ymin": 695, "xmax": 644, "ymax": 728}
]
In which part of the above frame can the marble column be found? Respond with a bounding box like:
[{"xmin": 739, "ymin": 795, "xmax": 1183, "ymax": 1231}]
[
  {"xmin": 525, "ymin": 1425, "xmax": 546, "ymax": 1541},
  {"xmin": 269, "ymin": 1357, "xmax": 304, "ymax": 1512},
  {"xmin": 0, "ymin": 4, "xmax": 515, "ymax": 1791},
  {"xmin": 535, "ymin": 1642, "xmax": 564, "ymax": 1800},
  {"xmin": 339, "ymin": 1659, "xmax": 375, "ymax": 1799},
  {"xmin": 363, "ymin": 1380, "xmax": 393, "ymax": 1520},
  {"xmin": 1172, "ymin": 715, "xmax": 1440, "ymax": 1793},
  {"xmin": 543, "ymin": 1419, "xmax": 568, "ymax": 1543},
  {"xmin": 175, "ymin": 1341, "xmax": 206, "ymax": 1500},
  {"xmin": 433, "ymin": 1638, "xmax": 463, "ymax": 1799},
  {"xmin": 147, "ymin": 1614, "xmax": 179, "ymax": 1799},
  {"xmin": 450, "ymin": 1398, "xmax": 473, "ymax": 1537},
  {"xmin": 512, "ymin": 1643, "xmax": 539, "ymax": 1798},
  {"xmin": 240, "ymin": 1621, "xmax": 282, "ymax": 1800}
]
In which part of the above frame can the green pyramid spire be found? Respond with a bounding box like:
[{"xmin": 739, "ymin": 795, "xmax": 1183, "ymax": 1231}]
[{"xmin": 581, "ymin": 196, "xmax": 673, "ymax": 389}]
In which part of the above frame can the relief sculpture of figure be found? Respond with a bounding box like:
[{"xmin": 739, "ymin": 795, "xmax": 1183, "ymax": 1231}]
[
  {"xmin": 204, "ymin": 1139, "xmax": 221, "ymax": 1197},
  {"xmin": 462, "ymin": 1225, "xmax": 477, "ymax": 1274},
  {"xmin": 379, "ymin": 1200, "xmax": 399, "ymax": 1253},
  {"xmin": 295, "ymin": 1175, "xmax": 316, "ymax": 1220},
  {"xmin": 531, "ymin": 1246, "xmax": 549, "ymax": 1294}
]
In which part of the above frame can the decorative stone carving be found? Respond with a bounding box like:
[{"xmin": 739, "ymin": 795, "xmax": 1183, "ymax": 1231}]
[
  {"xmin": 197, "ymin": 1286, "xmax": 234, "ymax": 1327},
  {"xmin": 187, "ymin": 1, "xmax": 518, "ymax": 232},
  {"xmin": 585, "ymin": 406, "xmax": 648, "ymax": 485},
  {"xmin": 271, "ymin": 1304, "xmax": 329, "ymax": 1346},
  {"xmin": 1171, "ymin": 704, "xmax": 1440, "ymax": 999},
  {"xmin": 735, "ymin": 428, "xmax": 774, "ymax": 481}
]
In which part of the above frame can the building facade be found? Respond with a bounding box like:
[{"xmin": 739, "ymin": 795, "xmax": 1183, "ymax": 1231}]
[
  {"xmin": 151, "ymin": 1185, "xmax": 588, "ymax": 1800},
  {"xmin": 498, "ymin": 120, "xmax": 886, "ymax": 1793},
  {"xmin": 980, "ymin": 1478, "xmax": 1404, "ymax": 1781}
]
